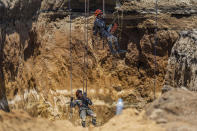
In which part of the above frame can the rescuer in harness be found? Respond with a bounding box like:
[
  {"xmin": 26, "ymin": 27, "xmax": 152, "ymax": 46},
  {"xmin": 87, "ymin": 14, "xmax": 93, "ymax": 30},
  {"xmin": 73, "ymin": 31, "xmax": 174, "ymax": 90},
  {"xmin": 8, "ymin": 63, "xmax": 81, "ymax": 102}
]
[
  {"xmin": 70, "ymin": 89, "xmax": 96, "ymax": 127},
  {"xmin": 93, "ymin": 9, "xmax": 126, "ymax": 54}
]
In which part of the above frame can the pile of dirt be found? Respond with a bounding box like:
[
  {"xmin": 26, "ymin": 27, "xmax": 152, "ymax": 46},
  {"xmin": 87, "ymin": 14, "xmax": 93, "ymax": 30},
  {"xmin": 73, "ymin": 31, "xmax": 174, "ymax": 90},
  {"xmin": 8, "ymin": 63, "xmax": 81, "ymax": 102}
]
[
  {"xmin": 146, "ymin": 88, "xmax": 197, "ymax": 131},
  {"xmin": 0, "ymin": 109, "xmax": 164, "ymax": 131},
  {"xmin": 0, "ymin": 110, "xmax": 83, "ymax": 131},
  {"xmin": 99, "ymin": 108, "xmax": 164, "ymax": 131}
]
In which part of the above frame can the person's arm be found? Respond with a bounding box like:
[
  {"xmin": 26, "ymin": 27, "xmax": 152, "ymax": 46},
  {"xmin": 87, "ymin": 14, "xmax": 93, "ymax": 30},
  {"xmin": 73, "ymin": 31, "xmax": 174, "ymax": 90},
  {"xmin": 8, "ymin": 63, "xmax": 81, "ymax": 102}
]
[
  {"xmin": 70, "ymin": 97, "xmax": 77, "ymax": 108},
  {"xmin": 93, "ymin": 21, "xmax": 98, "ymax": 36},
  {"xmin": 85, "ymin": 97, "xmax": 92, "ymax": 105}
]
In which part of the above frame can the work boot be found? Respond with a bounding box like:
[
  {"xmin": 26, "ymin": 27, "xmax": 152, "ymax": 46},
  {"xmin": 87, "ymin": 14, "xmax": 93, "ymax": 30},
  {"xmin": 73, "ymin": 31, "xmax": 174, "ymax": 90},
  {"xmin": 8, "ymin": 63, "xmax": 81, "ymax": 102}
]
[
  {"xmin": 114, "ymin": 41, "xmax": 123, "ymax": 53},
  {"xmin": 92, "ymin": 118, "xmax": 96, "ymax": 126},
  {"xmin": 111, "ymin": 50, "xmax": 117, "ymax": 55},
  {"xmin": 82, "ymin": 121, "xmax": 86, "ymax": 127},
  {"xmin": 115, "ymin": 43, "xmax": 127, "ymax": 53}
]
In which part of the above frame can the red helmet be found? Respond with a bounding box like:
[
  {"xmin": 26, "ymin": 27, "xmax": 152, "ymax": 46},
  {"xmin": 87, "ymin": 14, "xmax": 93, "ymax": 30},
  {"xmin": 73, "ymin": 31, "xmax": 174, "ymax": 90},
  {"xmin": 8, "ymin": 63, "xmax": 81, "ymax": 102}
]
[
  {"xmin": 76, "ymin": 89, "xmax": 82, "ymax": 98},
  {"xmin": 95, "ymin": 9, "xmax": 103, "ymax": 17}
]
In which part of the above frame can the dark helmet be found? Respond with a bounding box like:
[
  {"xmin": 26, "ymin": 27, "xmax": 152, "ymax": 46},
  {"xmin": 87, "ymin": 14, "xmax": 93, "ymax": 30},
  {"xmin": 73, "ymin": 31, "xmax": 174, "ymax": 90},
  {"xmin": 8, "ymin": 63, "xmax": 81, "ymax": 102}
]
[{"xmin": 76, "ymin": 89, "xmax": 82, "ymax": 98}]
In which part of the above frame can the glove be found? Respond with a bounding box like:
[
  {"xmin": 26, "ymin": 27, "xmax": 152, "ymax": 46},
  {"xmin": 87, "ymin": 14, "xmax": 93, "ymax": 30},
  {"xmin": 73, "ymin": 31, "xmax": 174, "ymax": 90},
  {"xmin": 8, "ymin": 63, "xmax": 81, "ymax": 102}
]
[{"xmin": 110, "ymin": 23, "xmax": 118, "ymax": 34}]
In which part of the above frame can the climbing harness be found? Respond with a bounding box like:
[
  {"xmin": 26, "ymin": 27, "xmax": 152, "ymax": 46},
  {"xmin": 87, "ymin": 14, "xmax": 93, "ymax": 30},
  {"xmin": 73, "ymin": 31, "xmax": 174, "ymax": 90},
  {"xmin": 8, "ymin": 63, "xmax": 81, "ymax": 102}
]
[{"xmin": 154, "ymin": 0, "xmax": 158, "ymax": 100}]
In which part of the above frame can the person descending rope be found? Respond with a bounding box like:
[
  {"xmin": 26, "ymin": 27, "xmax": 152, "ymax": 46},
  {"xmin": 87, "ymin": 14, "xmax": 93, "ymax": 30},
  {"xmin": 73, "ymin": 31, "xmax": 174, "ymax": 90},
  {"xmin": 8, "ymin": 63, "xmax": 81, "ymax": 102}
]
[
  {"xmin": 93, "ymin": 9, "xmax": 126, "ymax": 55},
  {"xmin": 70, "ymin": 89, "xmax": 96, "ymax": 127}
]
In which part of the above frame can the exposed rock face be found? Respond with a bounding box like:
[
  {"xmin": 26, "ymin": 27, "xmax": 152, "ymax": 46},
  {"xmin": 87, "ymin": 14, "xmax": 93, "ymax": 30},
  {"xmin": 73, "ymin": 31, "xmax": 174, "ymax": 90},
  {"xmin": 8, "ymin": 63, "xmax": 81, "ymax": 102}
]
[
  {"xmin": 0, "ymin": 22, "xmax": 10, "ymax": 112},
  {"xmin": 0, "ymin": 0, "xmax": 197, "ymax": 126},
  {"xmin": 0, "ymin": 73, "xmax": 9, "ymax": 112},
  {"xmin": 0, "ymin": 0, "xmax": 41, "ymax": 20},
  {"xmin": 146, "ymin": 89, "xmax": 197, "ymax": 131},
  {"xmin": 163, "ymin": 30, "xmax": 197, "ymax": 92},
  {"xmin": 40, "ymin": 0, "xmax": 117, "ymax": 11}
]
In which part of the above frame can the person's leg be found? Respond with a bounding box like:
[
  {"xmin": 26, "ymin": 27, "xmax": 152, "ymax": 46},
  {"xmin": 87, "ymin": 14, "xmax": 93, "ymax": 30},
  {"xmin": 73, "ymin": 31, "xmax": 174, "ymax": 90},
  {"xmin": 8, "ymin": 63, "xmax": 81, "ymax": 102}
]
[
  {"xmin": 80, "ymin": 110, "xmax": 86, "ymax": 127},
  {"xmin": 107, "ymin": 36, "xmax": 116, "ymax": 54},
  {"xmin": 87, "ymin": 109, "xmax": 96, "ymax": 126},
  {"xmin": 112, "ymin": 36, "xmax": 120, "ymax": 51},
  {"xmin": 112, "ymin": 35, "xmax": 127, "ymax": 53}
]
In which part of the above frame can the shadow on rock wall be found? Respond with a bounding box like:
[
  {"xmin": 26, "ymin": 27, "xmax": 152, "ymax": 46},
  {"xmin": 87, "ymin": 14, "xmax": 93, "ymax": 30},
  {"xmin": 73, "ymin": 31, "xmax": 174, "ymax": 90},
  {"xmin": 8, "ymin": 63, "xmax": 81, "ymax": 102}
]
[
  {"xmin": 0, "ymin": 0, "xmax": 42, "ymax": 112},
  {"xmin": 0, "ymin": 28, "xmax": 9, "ymax": 112}
]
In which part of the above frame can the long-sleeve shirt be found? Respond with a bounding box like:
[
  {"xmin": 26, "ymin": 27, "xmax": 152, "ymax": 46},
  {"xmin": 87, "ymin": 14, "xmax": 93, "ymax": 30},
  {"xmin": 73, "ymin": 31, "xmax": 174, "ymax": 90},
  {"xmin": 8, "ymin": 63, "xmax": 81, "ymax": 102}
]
[
  {"xmin": 70, "ymin": 97, "xmax": 93, "ymax": 111},
  {"xmin": 93, "ymin": 17, "xmax": 111, "ymax": 38}
]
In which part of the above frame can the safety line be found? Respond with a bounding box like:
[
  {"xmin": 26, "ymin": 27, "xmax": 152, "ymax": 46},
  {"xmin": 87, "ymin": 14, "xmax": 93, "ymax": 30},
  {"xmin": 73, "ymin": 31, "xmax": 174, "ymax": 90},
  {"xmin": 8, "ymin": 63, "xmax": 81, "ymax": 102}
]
[
  {"xmin": 102, "ymin": 0, "xmax": 105, "ymax": 49},
  {"xmin": 83, "ymin": 0, "xmax": 89, "ymax": 94},
  {"xmin": 83, "ymin": 0, "xmax": 86, "ymax": 94},
  {"xmin": 154, "ymin": 0, "xmax": 158, "ymax": 100},
  {"xmin": 69, "ymin": 0, "xmax": 72, "ymax": 97},
  {"xmin": 85, "ymin": 0, "xmax": 89, "ymax": 94}
]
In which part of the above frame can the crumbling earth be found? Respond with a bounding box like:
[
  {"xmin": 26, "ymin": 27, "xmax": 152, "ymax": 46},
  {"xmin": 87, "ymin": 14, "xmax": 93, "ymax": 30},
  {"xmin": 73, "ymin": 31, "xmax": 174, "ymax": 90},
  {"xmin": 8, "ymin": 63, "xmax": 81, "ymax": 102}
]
[{"xmin": 0, "ymin": 0, "xmax": 197, "ymax": 130}]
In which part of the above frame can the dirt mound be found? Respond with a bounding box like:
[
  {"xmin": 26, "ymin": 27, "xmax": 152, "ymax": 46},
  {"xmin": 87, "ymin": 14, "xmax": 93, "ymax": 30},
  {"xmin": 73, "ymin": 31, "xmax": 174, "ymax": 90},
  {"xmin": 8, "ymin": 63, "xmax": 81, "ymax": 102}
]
[
  {"xmin": 0, "ymin": 110, "xmax": 84, "ymax": 131},
  {"xmin": 0, "ymin": 109, "xmax": 164, "ymax": 131},
  {"xmin": 146, "ymin": 89, "xmax": 197, "ymax": 131},
  {"xmin": 100, "ymin": 108, "xmax": 164, "ymax": 131}
]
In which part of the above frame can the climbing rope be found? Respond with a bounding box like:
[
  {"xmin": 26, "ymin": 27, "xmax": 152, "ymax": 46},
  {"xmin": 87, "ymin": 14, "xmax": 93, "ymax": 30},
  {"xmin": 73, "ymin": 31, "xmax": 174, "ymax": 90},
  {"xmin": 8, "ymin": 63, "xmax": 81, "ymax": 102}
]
[
  {"xmin": 102, "ymin": 0, "xmax": 105, "ymax": 49},
  {"xmin": 69, "ymin": 0, "xmax": 72, "ymax": 97},
  {"xmin": 68, "ymin": 0, "xmax": 73, "ymax": 119},
  {"xmin": 86, "ymin": 0, "xmax": 89, "ymax": 94},
  {"xmin": 83, "ymin": 0, "xmax": 89, "ymax": 94},
  {"xmin": 83, "ymin": 0, "xmax": 86, "ymax": 94},
  {"xmin": 154, "ymin": 0, "xmax": 158, "ymax": 100},
  {"xmin": 103, "ymin": 0, "xmax": 105, "ymax": 17}
]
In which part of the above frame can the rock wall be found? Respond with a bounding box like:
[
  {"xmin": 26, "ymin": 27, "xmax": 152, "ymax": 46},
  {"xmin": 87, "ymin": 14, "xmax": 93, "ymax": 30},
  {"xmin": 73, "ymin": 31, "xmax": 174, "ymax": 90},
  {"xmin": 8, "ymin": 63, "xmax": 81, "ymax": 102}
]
[
  {"xmin": 0, "ymin": 21, "xmax": 10, "ymax": 112},
  {"xmin": 0, "ymin": 0, "xmax": 197, "ymax": 125},
  {"xmin": 163, "ymin": 30, "xmax": 197, "ymax": 92}
]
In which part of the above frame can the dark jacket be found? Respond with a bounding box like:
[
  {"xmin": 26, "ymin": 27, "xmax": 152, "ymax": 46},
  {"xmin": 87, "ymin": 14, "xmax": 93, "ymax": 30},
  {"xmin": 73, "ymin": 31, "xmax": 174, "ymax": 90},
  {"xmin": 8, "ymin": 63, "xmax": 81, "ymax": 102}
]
[
  {"xmin": 71, "ymin": 97, "xmax": 92, "ymax": 111},
  {"xmin": 93, "ymin": 17, "xmax": 111, "ymax": 38}
]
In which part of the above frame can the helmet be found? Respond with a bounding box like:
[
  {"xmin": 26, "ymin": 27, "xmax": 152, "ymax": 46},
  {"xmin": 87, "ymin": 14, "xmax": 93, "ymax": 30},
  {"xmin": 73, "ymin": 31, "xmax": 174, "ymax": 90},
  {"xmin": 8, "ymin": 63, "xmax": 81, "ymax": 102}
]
[
  {"xmin": 95, "ymin": 9, "xmax": 103, "ymax": 17},
  {"xmin": 76, "ymin": 89, "xmax": 82, "ymax": 97}
]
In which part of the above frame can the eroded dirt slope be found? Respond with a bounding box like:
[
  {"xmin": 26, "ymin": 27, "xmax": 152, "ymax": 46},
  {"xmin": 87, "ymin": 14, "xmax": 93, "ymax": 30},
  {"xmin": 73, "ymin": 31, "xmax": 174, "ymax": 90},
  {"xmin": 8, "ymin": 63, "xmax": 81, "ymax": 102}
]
[
  {"xmin": 2, "ymin": 14, "xmax": 179, "ymax": 122},
  {"xmin": 163, "ymin": 30, "xmax": 197, "ymax": 92},
  {"xmin": 0, "ymin": 0, "xmax": 197, "ymax": 126},
  {"xmin": 0, "ymin": 109, "xmax": 164, "ymax": 131},
  {"xmin": 146, "ymin": 88, "xmax": 197, "ymax": 131}
]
